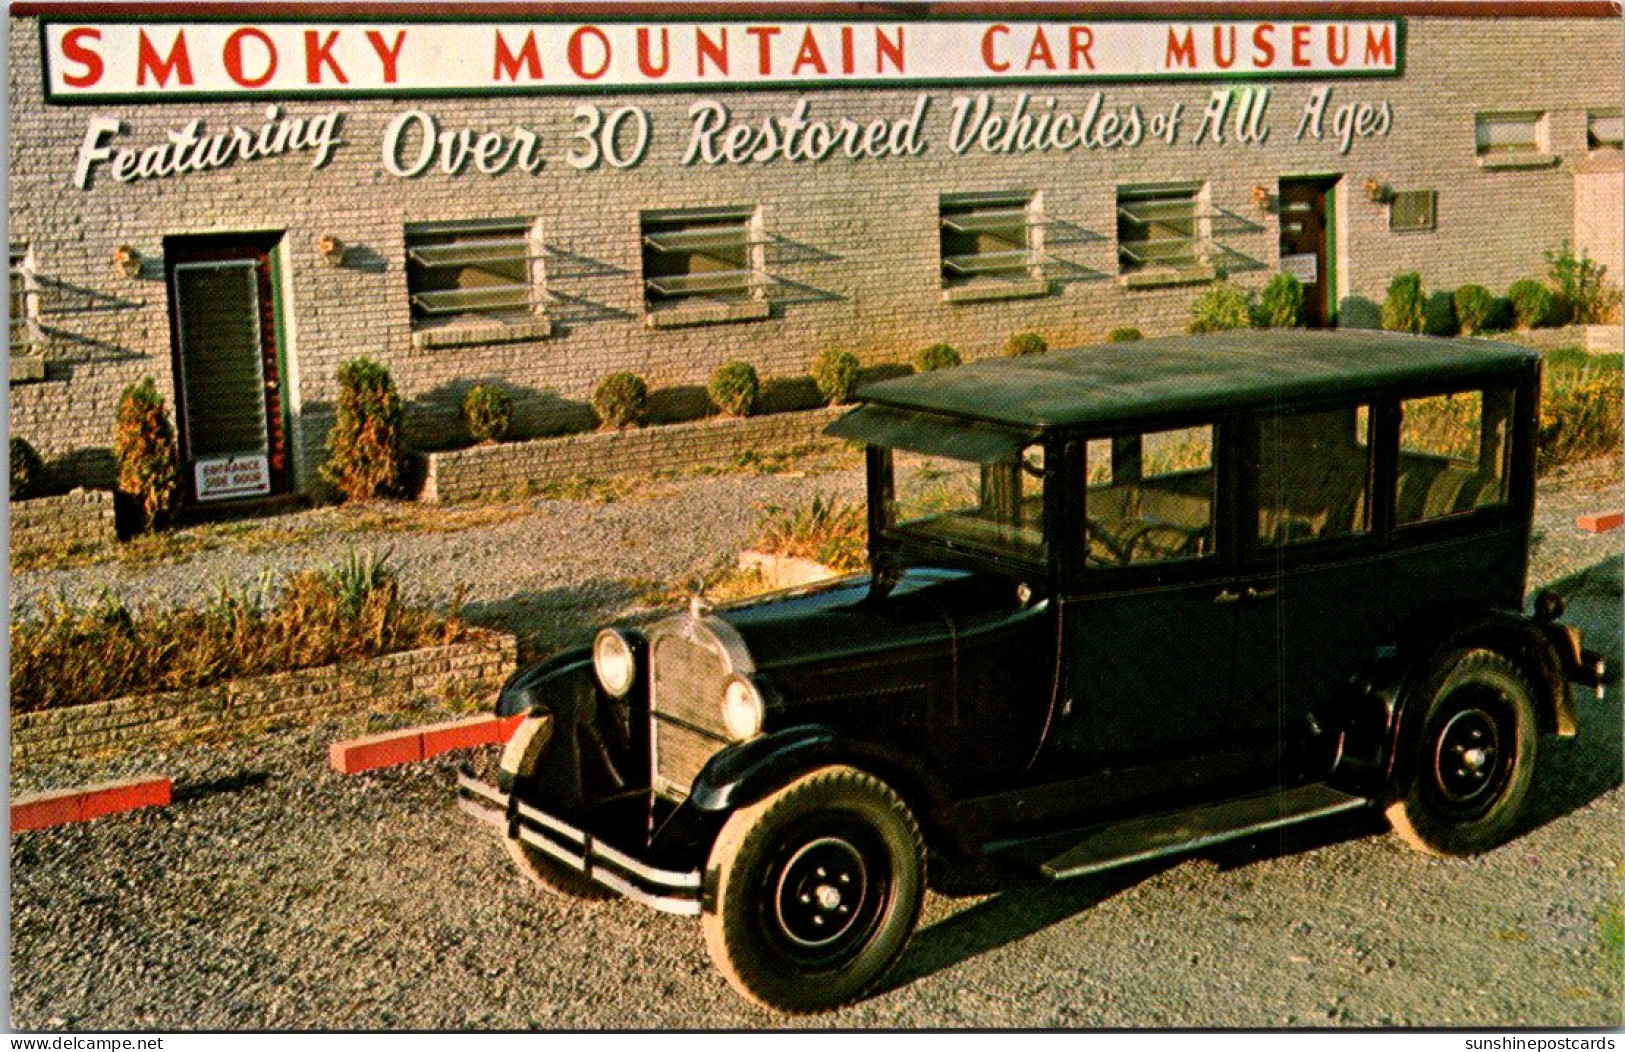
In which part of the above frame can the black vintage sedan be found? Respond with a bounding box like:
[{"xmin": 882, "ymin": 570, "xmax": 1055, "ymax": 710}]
[{"xmin": 459, "ymin": 330, "xmax": 1606, "ymax": 1013}]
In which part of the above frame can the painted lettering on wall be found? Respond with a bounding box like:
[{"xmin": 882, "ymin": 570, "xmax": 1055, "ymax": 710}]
[
  {"xmin": 72, "ymin": 105, "xmax": 343, "ymax": 189},
  {"xmin": 42, "ymin": 19, "xmax": 1403, "ymax": 99}
]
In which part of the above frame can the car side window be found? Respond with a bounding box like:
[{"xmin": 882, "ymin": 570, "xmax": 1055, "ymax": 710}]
[
  {"xmin": 1396, "ymin": 386, "xmax": 1513, "ymax": 525},
  {"xmin": 1083, "ymin": 424, "xmax": 1215, "ymax": 567},
  {"xmin": 1253, "ymin": 404, "xmax": 1373, "ymax": 547}
]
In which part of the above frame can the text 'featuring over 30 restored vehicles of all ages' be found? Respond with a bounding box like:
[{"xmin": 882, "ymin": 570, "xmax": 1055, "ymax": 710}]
[{"xmin": 459, "ymin": 330, "xmax": 1608, "ymax": 1013}]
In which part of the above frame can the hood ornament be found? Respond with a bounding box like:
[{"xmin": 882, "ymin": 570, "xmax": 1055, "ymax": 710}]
[{"xmin": 689, "ymin": 575, "xmax": 713, "ymax": 620}]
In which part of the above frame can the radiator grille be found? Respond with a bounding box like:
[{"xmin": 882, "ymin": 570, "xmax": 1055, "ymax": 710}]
[{"xmin": 649, "ymin": 622, "xmax": 733, "ymax": 797}]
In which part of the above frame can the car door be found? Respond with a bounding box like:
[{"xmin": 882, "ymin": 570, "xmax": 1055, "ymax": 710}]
[{"xmin": 1040, "ymin": 419, "xmax": 1259, "ymax": 799}]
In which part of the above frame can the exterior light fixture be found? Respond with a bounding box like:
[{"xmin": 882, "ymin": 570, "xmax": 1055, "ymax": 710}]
[
  {"xmin": 318, "ymin": 235, "xmax": 346, "ymax": 267},
  {"xmin": 1364, "ymin": 179, "xmax": 1396, "ymax": 204},
  {"xmin": 1251, "ymin": 186, "xmax": 1273, "ymax": 212},
  {"xmin": 111, "ymin": 244, "xmax": 142, "ymax": 279}
]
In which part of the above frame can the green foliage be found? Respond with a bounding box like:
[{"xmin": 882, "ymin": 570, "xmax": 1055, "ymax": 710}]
[
  {"xmin": 113, "ymin": 378, "xmax": 180, "ymax": 530},
  {"xmin": 1539, "ymin": 363, "xmax": 1623, "ymax": 471},
  {"xmin": 461, "ymin": 384, "xmax": 514, "ymax": 443},
  {"xmin": 1452, "ymin": 285, "xmax": 1497, "ymax": 335},
  {"xmin": 592, "ymin": 372, "xmax": 650, "ymax": 429},
  {"xmin": 1256, "ymin": 273, "xmax": 1305, "ymax": 328},
  {"xmin": 1187, "ymin": 282, "xmax": 1253, "ymax": 333},
  {"xmin": 11, "ymin": 436, "xmax": 45, "ymax": 501},
  {"xmin": 1507, "ymin": 279, "xmax": 1558, "ymax": 329},
  {"xmin": 9, "ymin": 553, "xmax": 472, "ymax": 715},
  {"xmin": 812, "ymin": 349, "xmax": 862, "ymax": 405},
  {"xmin": 753, "ymin": 495, "xmax": 867, "ymax": 572},
  {"xmin": 708, "ymin": 361, "xmax": 760, "ymax": 417},
  {"xmin": 1381, "ymin": 272, "xmax": 1427, "ymax": 334},
  {"xmin": 1108, "ymin": 327, "xmax": 1143, "ymax": 343},
  {"xmin": 1545, "ymin": 240, "xmax": 1622, "ymax": 325},
  {"xmin": 915, "ymin": 343, "xmax": 962, "ymax": 372},
  {"xmin": 1003, "ymin": 331, "xmax": 1048, "ymax": 357},
  {"xmin": 322, "ymin": 357, "xmax": 404, "ymax": 503}
]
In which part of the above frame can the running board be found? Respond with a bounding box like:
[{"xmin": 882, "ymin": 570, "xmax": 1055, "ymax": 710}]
[{"xmin": 992, "ymin": 784, "xmax": 1367, "ymax": 880}]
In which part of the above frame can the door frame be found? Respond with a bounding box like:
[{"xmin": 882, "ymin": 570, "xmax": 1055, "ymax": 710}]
[{"xmin": 1276, "ymin": 173, "xmax": 1343, "ymax": 328}]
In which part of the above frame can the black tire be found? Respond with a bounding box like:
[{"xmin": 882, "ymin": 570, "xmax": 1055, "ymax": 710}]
[
  {"xmin": 503, "ymin": 837, "xmax": 614, "ymax": 900},
  {"xmin": 701, "ymin": 765, "xmax": 925, "ymax": 1014},
  {"xmin": 1386, "ymin": 648, "xmax": 1539, "ymax": 857}
]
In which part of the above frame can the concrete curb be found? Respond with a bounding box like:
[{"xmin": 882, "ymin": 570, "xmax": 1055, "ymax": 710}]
[
  {"xmin": 1576, "ymin": 510, "xmax": 1624, "ymax": 533},
  {"xmin": 11, "ymin": 776, "xmax": 172, "ymax": 833},
  {"xmin": 329, "ymin": 714, "xmax": 525, "ymax": 775}
]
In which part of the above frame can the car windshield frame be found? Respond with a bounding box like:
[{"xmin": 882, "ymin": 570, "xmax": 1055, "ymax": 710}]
[{"xmin": 874, "ymin": 441, "xmax": 1051, "ymax": 570}]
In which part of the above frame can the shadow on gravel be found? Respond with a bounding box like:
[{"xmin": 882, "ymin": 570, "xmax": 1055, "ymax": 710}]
[
  {"xmin": 462, "ymin": 580, "xmax": 647, "ymax": 658},
  {"xmin": 172, "ymin": 771, "xmax": 271, "ymax": 803}
]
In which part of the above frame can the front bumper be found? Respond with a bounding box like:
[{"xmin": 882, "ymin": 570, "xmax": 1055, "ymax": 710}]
[{"xmin": 456, "ymin": 774, "xmax": 704, "ymax": 916}]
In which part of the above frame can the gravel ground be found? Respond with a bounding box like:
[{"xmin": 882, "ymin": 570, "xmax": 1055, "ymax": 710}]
[{"xmin": 8, "ymin": 456, "xmax": 1623, "ymax": 1030}]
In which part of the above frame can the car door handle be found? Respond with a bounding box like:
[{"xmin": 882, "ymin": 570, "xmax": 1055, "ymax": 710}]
[
  {"xmin": 1246, "ymin": 586, "xmax": 1278, "ymax": 600},
  {"xmin": 1213, "ymin": 588, "xmax": 1242, "ymax": 604}
]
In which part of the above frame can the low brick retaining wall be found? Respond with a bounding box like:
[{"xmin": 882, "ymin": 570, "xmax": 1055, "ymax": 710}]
[
  {"xmin": 10, "ymin": 632, "xmax": 518, "ymax": 766},
  {"xmin": 10, "ymin": 489, "xmax": 116, "ymax": 556},
  {"xmin": 421, "ymin": 406, "xmax": 846, "ymax": 503}
]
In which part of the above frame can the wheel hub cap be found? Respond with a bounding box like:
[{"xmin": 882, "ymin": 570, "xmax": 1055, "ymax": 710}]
[
  {"xmin": 1434, "ymin": 706, "xmax": 1503, "ymax": 805},
  {"xmin": 774, "ymin": 837, "xmax": 868, "ymax": 951}
]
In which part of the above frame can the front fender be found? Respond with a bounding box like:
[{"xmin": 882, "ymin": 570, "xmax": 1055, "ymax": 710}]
[{"xmin": 496, "ymin": 646, "xmax": 596, "ymax": 719}]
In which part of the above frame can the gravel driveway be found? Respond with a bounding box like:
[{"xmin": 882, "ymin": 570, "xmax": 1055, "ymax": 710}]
[{"xmin": 9, "ymin": 457, "xmax": 1623, "ymax": 1029}]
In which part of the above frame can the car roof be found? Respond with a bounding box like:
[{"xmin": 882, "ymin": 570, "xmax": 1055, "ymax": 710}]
[{"xmin": 842, "ymin": 330, "xmax": 1539, "ymax": 432}]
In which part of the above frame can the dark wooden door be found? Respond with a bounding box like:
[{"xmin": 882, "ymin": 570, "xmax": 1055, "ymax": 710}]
[
  {"xmin": 165, "ymin": 234, "xmax": 287, "ymax": 502},
  {"xmin": 1277, "ymin": 177, "xmax": 1340, "ymax": 328}
]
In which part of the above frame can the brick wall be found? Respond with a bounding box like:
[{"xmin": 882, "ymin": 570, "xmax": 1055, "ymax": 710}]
[
  {"xmin": 1574, "ymin": 160, "xmax": 1624, "ymax": 281},
  {"xmin": 9, "ymin": 489, "xmax": 117, "ymax": 555},
  {"xmin": 10, "ymin": 633, "xmax": 517, "ymax": 766},
  {"xmin": 8, "ymin": 15, "xmax": 1621, "ymax": 494},
  {"xmin": 424, "ymin": 405, "xmax": 845, "ymax": 502}
]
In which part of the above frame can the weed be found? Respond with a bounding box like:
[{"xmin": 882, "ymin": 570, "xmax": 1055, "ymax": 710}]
[{"xmin": 751, "ymin": 495, "xmax": 867, "ymax": 572}]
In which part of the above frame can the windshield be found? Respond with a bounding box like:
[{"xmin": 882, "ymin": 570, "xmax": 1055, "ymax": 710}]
[{"xmin": 884, "ymin": 444, "xmax": 1046, "ymax": 561}]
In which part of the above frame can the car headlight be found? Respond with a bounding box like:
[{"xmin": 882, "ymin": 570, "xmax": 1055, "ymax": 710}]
[
  {"xmin": 721, "ymin": 676, "xmax": 765, "ymax": 740},
  {"xmin": 593, "ymin": 629, "xmax": 636, "ymax": 698}
]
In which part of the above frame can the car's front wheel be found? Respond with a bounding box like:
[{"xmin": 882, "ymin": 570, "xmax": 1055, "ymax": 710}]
[
  {"xmin": 1386, "ymin": 648, "xmax": 1538, "ymax": 856},
  {"xmin": 702, "ymin": 765, "xmax": 924, "ymax": 1014}
]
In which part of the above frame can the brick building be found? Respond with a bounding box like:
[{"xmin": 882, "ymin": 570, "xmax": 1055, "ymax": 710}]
[{"xmin": 7, "ymin": 3, "xmax": 1621, "ymax": 502}]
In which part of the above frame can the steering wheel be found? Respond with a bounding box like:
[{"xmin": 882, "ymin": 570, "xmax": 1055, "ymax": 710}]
[
  {"xmin": 1082, "ymin": 516, "xmax": 1126, "ymax": 567},
  {"xmin": 1121, "ymin": 521, "xmax": 1205, "ymax": 563}
]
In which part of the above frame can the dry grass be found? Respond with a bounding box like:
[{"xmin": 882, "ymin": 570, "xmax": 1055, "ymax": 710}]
[
  {"xmin": 750, "ymin": 495, "xmax": 868, "ymax": 572},
  {"xmin": 10, "ymin": 552, "xmax": 474, "ymax": 714}
]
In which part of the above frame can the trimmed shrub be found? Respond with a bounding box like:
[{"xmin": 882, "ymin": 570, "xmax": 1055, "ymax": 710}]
[
  {"xmin": 1003, "ymin": 331, "xmax": 1048, "ymax": 357},
  {"xmin": 1423, "ymin": 291, "xmax": 1458, "ymax": 337},
  {"xmin": 1507, "ymin": 279, "xmax": 1558, "ymax": 329},
  {"xmin": 1381, "ymin": 272, "xmax": 1427, "ymax": 334},
  {"xmin": 915, "ymin": 343, "xmax": 962, "ymax": 372},
  {"xmin": 708, "ymin": 361, "xmax": 760, "ymax": 417},
  {"xmin": 461, "ymin": 384, "xmax": 514, "ymax": 443},
  {"xmin": 1546, "ymin": 240, "xmax": 1622, "ymax": 325},
  {"xmin": 1187, "ymin": 282, "xmax": 1253, "ymax": 333},
  {"xmin": 1256, "ymin": 273, "xmax": 1305, "ymax": 328},
  {"xmin": 322, "ymin": 357, "xmax": 404, "ymax": 502},
  {"xmin": 1108, "ymin": 327, "xmax": 1143, "ymax": 342},
  {"xmin": 1453, "ymin": 285, "xmax": 1497, "ymax": 335},
  {"xmin": 592, "ymin": 372, "xmax": 650, "ymax": 429},
  {"xmin": 812, "ymin": 349, "xmax": 862, "ymax": 405},
  {"xmin": 113, "ymin": 378, "xmax": 180, "ymax": 530},
  {"xmin": 11, "ymin": 436, "xmax": 45, "ymax": 501}
]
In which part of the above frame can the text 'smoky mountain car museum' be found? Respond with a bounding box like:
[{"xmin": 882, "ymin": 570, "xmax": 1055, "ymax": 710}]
[{"xmin": 6, "ymin": 3, "xmax": 1621, "ymax": 502}]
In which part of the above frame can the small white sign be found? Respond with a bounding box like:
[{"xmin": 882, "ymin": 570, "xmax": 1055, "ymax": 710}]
[
  {"xmin": 195, "ymin": 455, "xmax": 271, "ymax": 501},
  {"xmin": 1280, "ymin": 252, "xmax": 1319, "ymax": 286}
]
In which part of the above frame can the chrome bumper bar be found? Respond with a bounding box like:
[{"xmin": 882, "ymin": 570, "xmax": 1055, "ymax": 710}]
[{"xmin": 456, "ymin": 774, "xmax": 704, "ymax": 916}]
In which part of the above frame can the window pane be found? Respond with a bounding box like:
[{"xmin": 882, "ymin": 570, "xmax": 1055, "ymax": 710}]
[
  {"xmin": 1084, "ymin": 424, "xmax": 1214, "ymax": 566},
  {"xmin": 1589, "ymin": 111, "xmax": 1623, "ymax": 150},
  {"xmin": 1118, "ymin": 184, "xmax": 1203, "ymax": 273},
  {"xmin": 1397, "ymin": 388, "xmax": 1512, "ymax": 524},
  {"xmin": 888, "ymin": 444, "xmax": 1045, "ymax": 558},
  {"xmin": 642, "ymin": 208, "xmax": 755, "ymax": 305},
  {"xmin": 1476, "ymin": 113, "xmax": 1544, "ymax": 155},
  {"xmin": 406, "ymin": 221, "xmax": 534, "ymax": 325},
  {"xmin": 940, "ymin": 192, "xmax": 1033, "ymax": 284},
  {"xmin": 10, "ymin": 247, "xmax": 31, "ymax": 346},
  {"xmin": 1254, "ymin": 405, "xmax": 1372, "ymax": 546}
]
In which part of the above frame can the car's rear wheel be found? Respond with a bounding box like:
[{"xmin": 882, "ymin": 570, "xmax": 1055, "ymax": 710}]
[
  {"xmin": 1386, "ymin": 648, "xmax": 1538, "ymax": 856},
  {"xmin": 702, "ymin": 765, "xmax": 924, "ymax": 1014}
]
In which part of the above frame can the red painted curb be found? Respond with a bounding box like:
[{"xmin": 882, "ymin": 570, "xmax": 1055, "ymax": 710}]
[
  {"xmin": 1577, "ymin": 510, "xmax": 1625, "ymax": 533},
  {"xmin": 11, "ymin": 776, "xmax": 172, "ymax": 833},
  {"xmin": 329, "ymin": 714, "xmax": 526, "ymax": 774}
]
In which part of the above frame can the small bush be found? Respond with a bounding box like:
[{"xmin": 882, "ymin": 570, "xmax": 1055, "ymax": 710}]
[
  {"xmin": 1108, "ymin": 327, "xmax": 1143, "ymax": 343},
  {"xmin": 1256, "ymin": 273, "xmax": 1305, "ymax": 328},
  {"xmin": 461, "ymin": 384, "xmax": 514, "ymax": 443},
  {"xmin": 753, "ymin": 495, "xmax": 867, "ymax": 572},
  {"xmin": 1546, "ymin": 240, "xmax": 1622, "ymax": 325},
  {"xmin": 592, "ymin": 372, "xmax": 650, "ymax": 429},
  {"xmin": 1003, "ymin": 331, "xmax": 1048, "ymax": 358},
  {"xmin": 1423, "ymin": 291, "xmax": 1458, "ymax": 337},
  {"xmin": 812, "ymin": 349, "xmax": 862, "ymax": 405},
  {"xmin": 1453, "ymin": 285, "xmax": 1497, "ymax": 335},
  {"xmin": 1507, "ymin": 279, "xmax": 1558, "ymax": 329},
  {"xmin": 708, "ymin": 361, "xmax": 760, "ymax": 417},
  {"xmin": 8, "ymin": 552, "xmax": 473, "ymax": 714},
  {"xmin": 323, "ymin": 357, "xmax": 404, "ymax": 503},
  {"xmin": 1187, "ymin": 282, "xmax": 1253, "ymax": 333},
  {"xmin": 113, "ymin": 379, "xmax": 180, "ymax": 530},
  {"xmin": 1539, "ymin": 366, "xmax": 1623, "ymax": 471},
  {"xmin": 1381, "ymin": 272, "xmax": 1427, "ymax": 334},
  {"xmin": 11, "ymin": 436, "xmax": 45, "ymax": 501},
  {"xmin": 915, "ymin": 343, "xmax": 962, "ymax": 372}
]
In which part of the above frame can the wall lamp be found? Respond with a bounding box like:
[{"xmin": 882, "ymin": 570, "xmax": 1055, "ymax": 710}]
[
  {"xmin": 111, "ymin": 244, "xmax": 142, "ymax": 279},
  {"xmin": 318, "ymin": 235, "xmax": 347, "ymax": 268},
  {"xmin": 1364, "ymin": 179, "xmax": 1396, "ymax": 204}
]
